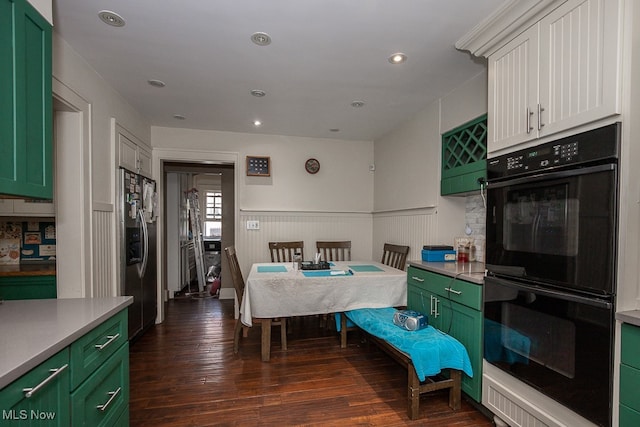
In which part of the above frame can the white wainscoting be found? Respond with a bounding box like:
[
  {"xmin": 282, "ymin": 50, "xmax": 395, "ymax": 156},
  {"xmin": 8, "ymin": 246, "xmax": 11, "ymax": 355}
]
[
  {"xmin": 372, "ymin": 208, "xmax": 438, "ymax": 267},
  {"xmin": 235, "ymin": 208, "xmax": 438, "ymax": 277},
  {"xmin": 93, "ymin": 208, "xmax": 114, "ymax": 297},
  {"xmin": 236, "ymin": 210, "xmax": 373, "ymax": 277}
]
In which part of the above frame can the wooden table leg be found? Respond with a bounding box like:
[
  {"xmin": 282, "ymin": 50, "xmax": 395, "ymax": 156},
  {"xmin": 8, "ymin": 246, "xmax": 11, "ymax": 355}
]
[{"xmin": 261, "ymin": 318, "xmax": 272, "ymax": 362}]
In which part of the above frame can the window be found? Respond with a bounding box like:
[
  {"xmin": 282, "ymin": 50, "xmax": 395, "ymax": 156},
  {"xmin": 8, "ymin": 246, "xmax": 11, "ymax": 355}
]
[{"xmin": 203, "ymin": 191, "xmax": 222, "ymax": 238}]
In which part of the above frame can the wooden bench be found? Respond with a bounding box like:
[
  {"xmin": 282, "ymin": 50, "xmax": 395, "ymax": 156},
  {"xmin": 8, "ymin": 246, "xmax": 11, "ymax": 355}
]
[{"xmin": 340, "ymin": 312, "xmax": 462, "ymax": 420}]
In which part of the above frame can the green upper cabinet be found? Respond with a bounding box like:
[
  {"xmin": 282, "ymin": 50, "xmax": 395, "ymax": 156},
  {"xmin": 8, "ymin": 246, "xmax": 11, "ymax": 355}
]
[
  {"xmin": 0, "ymin": 0, "xmax": 53, "ymax": 199},
  {"xmin": 440, "ymin": 115, "xmax": 487, "ymax": 196}
]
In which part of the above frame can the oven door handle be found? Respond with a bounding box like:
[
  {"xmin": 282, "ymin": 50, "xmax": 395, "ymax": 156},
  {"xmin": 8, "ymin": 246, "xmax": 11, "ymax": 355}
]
[
  {"xmin": 487, "ymin": 163, "xmax": 616, "ymax": 189},
  {"xmin": 485, "ymin": 276, "xmax": 612, "ymax": 309}
]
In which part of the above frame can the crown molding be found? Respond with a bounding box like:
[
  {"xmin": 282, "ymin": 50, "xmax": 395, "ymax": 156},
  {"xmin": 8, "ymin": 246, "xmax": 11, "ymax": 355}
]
[{"xmin": 455, "ymin": 0, "xmax": 567, "ymax": 57}]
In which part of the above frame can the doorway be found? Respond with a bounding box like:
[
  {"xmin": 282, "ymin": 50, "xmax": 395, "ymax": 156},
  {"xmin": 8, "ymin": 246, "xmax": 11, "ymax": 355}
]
[{"xmin": 160, "ymin": 161, "xmax": 236, "ymax": 316}]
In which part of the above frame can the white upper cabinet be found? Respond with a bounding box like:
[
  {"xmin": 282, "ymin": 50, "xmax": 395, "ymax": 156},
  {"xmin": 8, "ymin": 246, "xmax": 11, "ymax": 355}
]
[
  {"xmin": 537, "ymin": 0, "xmax": 620, "ymax": 138},
  {"xmin": 460, "ymin": 0, "xmax": 621, "ymax": 155},
  {"xmin": 488, "ymin": 24, "xmax": 540, "ymax": 151},
  {"xmin": 118, "ymin": 131, "xmax": 152, "ymax": 178}
]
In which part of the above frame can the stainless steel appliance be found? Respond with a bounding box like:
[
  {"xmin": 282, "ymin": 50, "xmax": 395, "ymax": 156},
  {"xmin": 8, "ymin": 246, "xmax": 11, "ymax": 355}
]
[
  {"xmin": 484, "ymin": 123, "xmax": 620, "ymax": 427},
  {"xmin": 119, "ymin": 167, "xmax": 157, "ymax": 341}
]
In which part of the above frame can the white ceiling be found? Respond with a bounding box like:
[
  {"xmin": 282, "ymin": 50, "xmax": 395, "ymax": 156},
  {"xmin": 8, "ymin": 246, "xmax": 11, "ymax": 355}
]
[{"xmin": 52, "ymin": 0, "xmax": 504, "ymax": 141}]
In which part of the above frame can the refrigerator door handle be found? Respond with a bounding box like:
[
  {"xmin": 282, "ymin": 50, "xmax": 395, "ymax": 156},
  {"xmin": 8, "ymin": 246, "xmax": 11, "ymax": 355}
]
[{"xmin": 138, "ymin": 209, "xmax": 149, "ymax": 278}]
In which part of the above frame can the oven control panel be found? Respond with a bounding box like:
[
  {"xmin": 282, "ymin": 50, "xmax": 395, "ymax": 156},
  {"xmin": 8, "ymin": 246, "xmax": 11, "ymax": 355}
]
[
  {"xmin": 488, "ymin": 123, "xmax": 620, "ymax": 179},
  {"xmin": 504, "ymin": 141, "xmax": 580, "ymax": 171}
]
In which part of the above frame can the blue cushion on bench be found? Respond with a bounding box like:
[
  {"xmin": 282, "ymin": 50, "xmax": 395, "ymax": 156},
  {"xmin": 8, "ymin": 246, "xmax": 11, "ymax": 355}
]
[{"xmin": 344, "ymin": 307, "xmax": 473, "ymax": 382}]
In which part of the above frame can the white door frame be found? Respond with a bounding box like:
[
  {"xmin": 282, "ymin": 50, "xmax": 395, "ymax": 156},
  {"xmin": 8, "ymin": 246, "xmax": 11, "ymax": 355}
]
[
  {"xmin": 52, "ymin": 76, "xmax": 93, "ymax": 298},
  {"xmin": 152, "ymin": 148, "xmax": 239, "ymax": 323}
]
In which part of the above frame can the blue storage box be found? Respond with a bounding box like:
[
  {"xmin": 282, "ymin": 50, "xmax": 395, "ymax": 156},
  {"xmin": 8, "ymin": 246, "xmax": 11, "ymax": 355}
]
[{"xmin": 422, "ymin": 249, "xmax": 456, "ymax": 262}]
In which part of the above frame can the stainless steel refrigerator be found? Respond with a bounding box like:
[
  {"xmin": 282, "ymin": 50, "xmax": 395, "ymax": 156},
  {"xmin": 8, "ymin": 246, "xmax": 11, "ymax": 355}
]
[{"xmin": 119, "ymin": 167, "xmax": 157, "ymax": 341}]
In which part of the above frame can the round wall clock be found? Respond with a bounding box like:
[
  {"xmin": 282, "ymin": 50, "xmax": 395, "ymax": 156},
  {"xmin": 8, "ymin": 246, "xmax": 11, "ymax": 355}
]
[{"xmin": 305, "ymin": 158, "xmax": 320, "ymax": 174}]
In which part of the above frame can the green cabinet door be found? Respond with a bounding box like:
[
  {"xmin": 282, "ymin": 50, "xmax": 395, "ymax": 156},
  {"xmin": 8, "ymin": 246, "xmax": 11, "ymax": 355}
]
[
  {"xmin": 0, "ymin": 0, "xmax": 52, "ymax": 199},
  {"xmin": 434, "ymin": 298, "xmax": 483, "ymax": 401},
  {"xmin": 620, "ymin": 323, "xmax": 640, "ymax": 427},
  {"xmin": 71, "ymin": 343, "xmax": 129, "ymax": 427},
  {"xmin": 406, "ymin": 266, "xmax": 483, "ymax": 402},
  {"xmin": 0, "ymin": 348, "xmax": 70, "ymax": 426},
  {"xmin": 0, "ymin": 275, "xmax": 56, "ymax": 300}
]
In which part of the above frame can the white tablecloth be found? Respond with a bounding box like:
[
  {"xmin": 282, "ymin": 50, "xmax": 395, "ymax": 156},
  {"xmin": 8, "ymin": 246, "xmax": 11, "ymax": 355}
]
[{"xmin": 241, "ymin": 261, "xmax": 407, "ymax": 327}]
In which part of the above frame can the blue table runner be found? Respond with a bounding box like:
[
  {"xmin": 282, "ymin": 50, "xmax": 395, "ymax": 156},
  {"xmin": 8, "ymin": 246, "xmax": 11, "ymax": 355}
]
[{"xmin": 257, "ymin": 265, "xmax": 288, "ymax": 273}]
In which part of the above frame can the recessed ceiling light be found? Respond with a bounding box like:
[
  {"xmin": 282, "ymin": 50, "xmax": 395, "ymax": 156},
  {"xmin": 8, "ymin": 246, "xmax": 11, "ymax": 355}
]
[
  {"xmin": 253, "ymin": 120, "xmax": 262, "ymax": 126},
  {"xmin": 350, "ymin": 101, "xmax": 365, "ymax": 108},
  {"xmin": 173, "ymin": 114, "xmax": 186, "ymax": 120},
  {"xmin": 251, "ymin": 32, "xmax": 272, "ymax": 46},
  {"xmin": 250, "ymin": 89, "xmax": 266, "ymax": 97},
  {"xmin": 147, "ymin": 79, "xmax": 166, "ymax": 88},
  {"xmin": 388, "ymin": 53, "xmax": 408, "ymax": 64},
  {"xmin": 98, "ymin": 10, "xmax": 125, "ymax": 27}
]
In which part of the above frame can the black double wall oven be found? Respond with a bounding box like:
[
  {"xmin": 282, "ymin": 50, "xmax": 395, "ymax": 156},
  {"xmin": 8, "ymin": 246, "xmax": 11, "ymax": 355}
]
[{"xmin": 484, "ymin": 123, "xmax": 620, "ymax": 427}]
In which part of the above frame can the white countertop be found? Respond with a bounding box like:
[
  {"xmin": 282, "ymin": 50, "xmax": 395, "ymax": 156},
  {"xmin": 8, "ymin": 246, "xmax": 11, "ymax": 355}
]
[
  {"xmin": 0, "ymin": 297, "xmax": 132, "ymax": 389},
  {"xmin": 407, "ymin": 260, "xmax": 486, "ymax": 285},
  {"xmin": 616, "ymin": 310, "xmax": 640, "ymax": 327}
]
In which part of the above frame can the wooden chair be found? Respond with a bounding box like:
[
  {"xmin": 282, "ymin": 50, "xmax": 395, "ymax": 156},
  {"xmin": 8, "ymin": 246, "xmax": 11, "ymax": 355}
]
[
  {"xmin": 224, "ymin": 246, "xmax": 287, "ymax": 355},
  {"xmin": 381, "ymin": 243, "xmax": 410, "ymax": 270},
  {"xmin": 316, "ymin": 241, "xmax": 351, "ymax": 262},
  {"xmin": 269, "ymin": 241, "xmax": 304, "ymax": 262}
]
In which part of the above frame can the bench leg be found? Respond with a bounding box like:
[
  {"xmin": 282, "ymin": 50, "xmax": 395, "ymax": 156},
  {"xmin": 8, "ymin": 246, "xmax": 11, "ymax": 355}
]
[
  {"xmin": 407, "ymin": 365, "xmax": 420, "ymax": 420},
  {"xmin": 449, "ymin": 369, "xmax": 462, "ymax": 410}
]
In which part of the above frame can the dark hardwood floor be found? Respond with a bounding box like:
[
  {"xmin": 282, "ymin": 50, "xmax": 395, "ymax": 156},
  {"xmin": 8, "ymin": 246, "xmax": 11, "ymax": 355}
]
[{"xmin": 129, "ymin": 296, "xmax": 494, "ymax": 426}]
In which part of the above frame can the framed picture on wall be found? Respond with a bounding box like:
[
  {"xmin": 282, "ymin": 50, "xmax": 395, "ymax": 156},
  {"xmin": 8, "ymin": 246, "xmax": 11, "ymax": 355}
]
[{"xmin": 246, "ymin": 156, "xmax": 271, "ymax": 176}]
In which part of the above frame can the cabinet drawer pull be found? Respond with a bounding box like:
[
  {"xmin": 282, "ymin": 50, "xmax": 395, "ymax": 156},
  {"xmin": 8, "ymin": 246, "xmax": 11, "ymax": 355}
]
[
  {"xmin": 22, "ymin": 364, "xmax": 69, "ymax": 398},
  {"xmin": 444, "ymin": 287, "xmax": 462, "ymax": 295},
  {"xmin": 96, "ymin": 387, "xmax": 122, "ymax": 412},
  {"xmin": 94, "ymin": 333, "xmax": 121, "ymax": 350},
  {"xmin": 411, "ymin": 276, "xmax": 424, "ymax": 282}
]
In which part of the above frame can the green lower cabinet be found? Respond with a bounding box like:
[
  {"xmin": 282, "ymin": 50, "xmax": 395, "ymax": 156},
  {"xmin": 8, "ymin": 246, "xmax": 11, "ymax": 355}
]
[
  {"xmin": 0, "ymin": 275, "xmax": 56, "ymax": 300},
  {"xmin": 620, "ymin": 404, "xmax": 640, "ymax": 427},
  {"xmin": 620, "ymin": 323, "xmax": 640, "ymax": 427},
  {"xmin": 113, "ymin": 405, "xmax": 129, "ymax": 427},
  {"xmin": 71, "ymin": 343, "xmax": 129, "ymax": 427},
  {"xmin": 0, "ymin": 348, "xmax": 70, "ymax": 426},
  {"xmin": 0, "ymin": 309, "xmax": 129, "ymax": 427},
  {"xmin": 407, "ymin": 266, "xmax": 483, "ymax": 402}
]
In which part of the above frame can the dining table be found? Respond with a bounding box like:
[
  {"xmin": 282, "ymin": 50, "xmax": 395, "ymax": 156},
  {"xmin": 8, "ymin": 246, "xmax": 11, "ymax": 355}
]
[{"xmin": 242, "ymin": 260, "xmax": 407, "ymax": 361}]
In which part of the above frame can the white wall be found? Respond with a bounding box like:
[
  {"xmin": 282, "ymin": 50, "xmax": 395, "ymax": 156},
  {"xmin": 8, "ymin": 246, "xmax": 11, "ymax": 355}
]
[
  {"xmin": 53, "ymin": 35, "xmax": 151, "ymax": 205},
  {"xmin": 52, "ymin": 33, "xmax": 151, "ymax": 298},
  {"xmin": 372, "ymin": 72, "xmax": 488, "ymax": 261},
  {"xmin": 153, "ymin": 128, "xmax": 373, "ymax": 213},
  {"xmin": 152, "ymin": 127, "xmax": 374, "ymax": 280}
]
